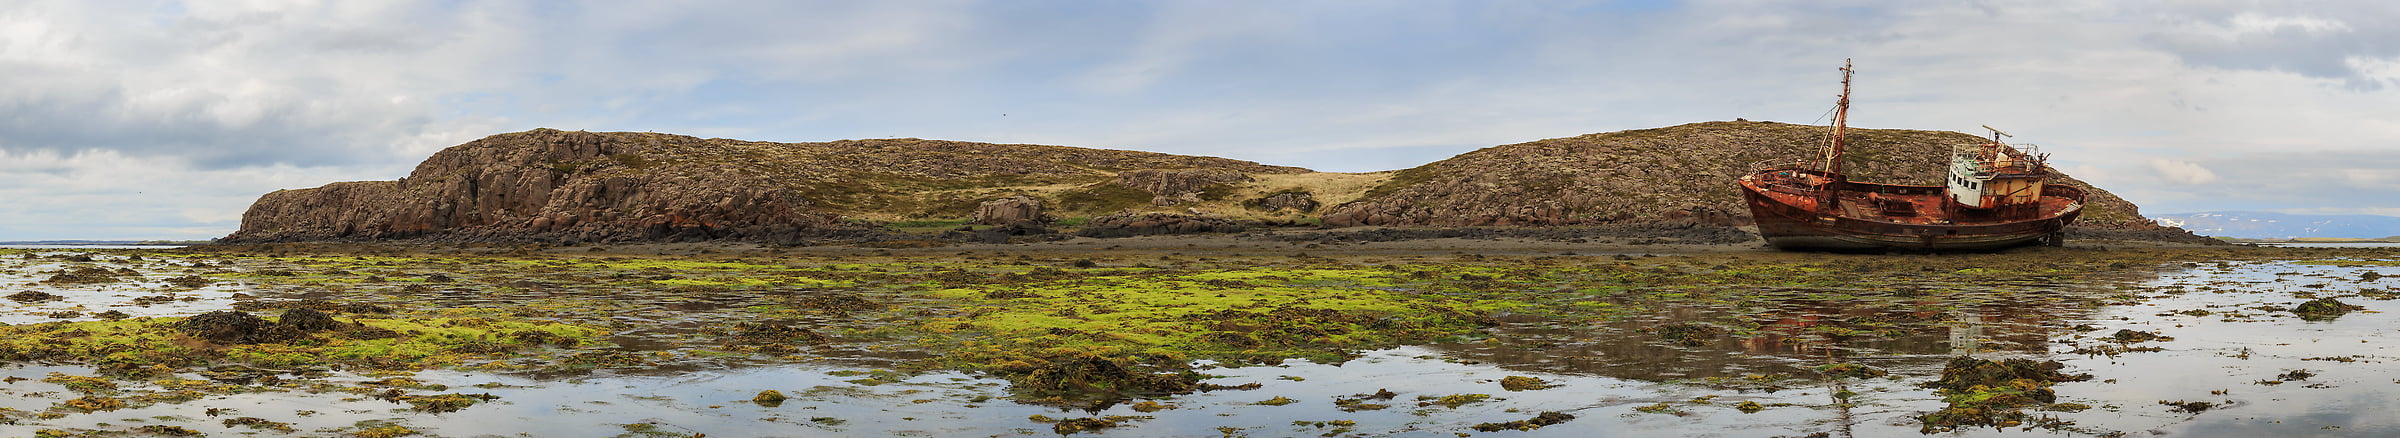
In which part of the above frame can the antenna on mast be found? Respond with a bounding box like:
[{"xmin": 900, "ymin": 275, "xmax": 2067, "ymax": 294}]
[
  {"xmin": 1813, "ymin": 58, "xmax": 1854, "ymax": 210},
  {"xmin": 1819, "ymin": 59, "xmax": 1853, "ymax": 179}
]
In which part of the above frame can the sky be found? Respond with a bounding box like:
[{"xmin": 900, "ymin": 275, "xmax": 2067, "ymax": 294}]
[{"xmin": 3, "ymin": 0, "xmax": 2398, "ymax": 240}]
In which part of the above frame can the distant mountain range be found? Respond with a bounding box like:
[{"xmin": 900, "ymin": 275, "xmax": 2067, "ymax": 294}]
[{"xmin": 2150, "ymin": 211, "xmax": 2400, "ymax": 239}]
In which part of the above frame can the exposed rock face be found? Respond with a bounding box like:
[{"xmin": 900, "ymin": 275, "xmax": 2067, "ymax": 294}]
[
  {"xmin": 1074, "ymin": 212, "xmax": 1247, "ymax": 238},
  {"xmin": 230, "ymin": 130, "xmax": 835, "ymax": 244},
  {"xmin": 1323, "ymin": 121, "xmax": 2152, "ymax": 228},
  {"xmin": 1245, "ymin": 190, "xmax": 1319, "ymax": 213},
  {"xmin": 1116, "ymin": 169, "xmax": 1251, "ymax": 206},
  {"xmin": 973, "ymin": 196, "xmax": 1047, "ymax": 225},
  {"xmin": 226, "ymin": 129, "xmax": 1302, "ymax": 244}
]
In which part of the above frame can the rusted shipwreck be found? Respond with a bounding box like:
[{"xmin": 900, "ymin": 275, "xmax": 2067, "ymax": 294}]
[{"xmin": 1736, "ymin": 60, "xmax": 2084, "ymax": 251}]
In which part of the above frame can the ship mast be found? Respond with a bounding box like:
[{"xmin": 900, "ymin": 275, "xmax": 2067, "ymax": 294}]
[{"xmin": 1817, "ymin": 59, "xmax": 1853, "ymax": 205}]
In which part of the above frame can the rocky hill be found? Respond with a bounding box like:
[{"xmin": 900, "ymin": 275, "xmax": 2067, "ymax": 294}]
[
  {"xmin": 225, "ymin": 129, "xmax": 1305, "ymax": 244},
  {"xmin": 1321, "ymin": 120, "xmax": 2150, "ymax": 228},
  {"xmin": 226, "ymin": 122, "xmax": 2173, "ymax": 244}
]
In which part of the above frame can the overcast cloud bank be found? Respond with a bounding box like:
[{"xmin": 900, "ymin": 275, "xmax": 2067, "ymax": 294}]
[{"xmin": 3, "ymin": 1, "xmax": 2396, "ymax": 239}]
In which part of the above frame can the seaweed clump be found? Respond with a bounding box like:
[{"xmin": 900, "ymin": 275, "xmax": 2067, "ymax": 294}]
[
  {"xmin": 1499, "ymin": 375, "xmax": 1557, "ymax": 391},
  {"xmin": 752, "ymin": 390, "xmax": 787, "ymax": 407},
  {"xmin": 178, "ymin": 311, "xmax": 280, "ymax": 344},
  {"xmin": 722, "ymin": 321, "xmax": 830, "ymax": 354},
  {"xmin": 1051, "ymin": 416, "xmax": 1138, "ymax": 435},
  {"xmin": 1651, "ymin": 322, "xmax": 1727, "ymax": 347},
  {"xmin": 1917, "ymin": 356, "xmax": 2092, "ymax": 433},
  {"xmin": 2290, "ymin": 298, "xmax": 2365, "ymax": 321},
  {"xmin": 2107, "ymin": 329, "xmax": 2172, "ymax": 343},
  {"xmin": 1471, "ymin": 411, "xmax": 1575, "ymax": 432},
  {"xmin": 7, "ymin": 290, "xmax": 63, "ymax": 303},
  {"xmin": 996, "ymin": 353, "xmax": 1203, "ymax": 409},
  {"xmin": 223, "ymin": 417, "xmax": 298, "ymax": 433},
  {"xmin": 386, "ymin": 392, "xmax": 501, "ymax": 413},
  {"xmin": 43, "ymin": 266, "xmax": 124, "ymax": 284},
  {"xmin": 1815, "ymin": 363, "xmax": 1888, "ymax": 379},
  {"xmin": 791, "ymin": 292, "xmax": 886, "ymax": 314},
  {"xmin": 178, "ymin": 309, "xmax": 347, "ymax": 345}
]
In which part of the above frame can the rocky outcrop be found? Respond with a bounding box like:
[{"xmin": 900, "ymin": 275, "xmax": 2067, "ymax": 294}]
[
  {"xmin": 230, "ymin": 130, "xmax": 839, "ymax": 244},
  {"xmin": 1322, "ymin": 121, "xmax": 2152, "ymax": 228},
  {"xmin": 225, "ymin": 129, "xmax": 1303, "ymax": 244},
  {"xmin": 1074, "ymin": 212, "xmax": 1249, "ymax": 238},
  {"xmin": 1116, "ymin": 169, "xmax": 1251, "ymax": 206},
  {"xmin": 1244, "ymin": 190, "xmax": 1319, "ymax": 213},
  {"xmin": 973, "ymin": 196, "xmax": 1047, "ymax": 225}
]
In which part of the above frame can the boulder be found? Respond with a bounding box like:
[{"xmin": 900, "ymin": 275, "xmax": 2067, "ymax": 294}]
[
  {"xmin": 1244, "ymin": 191, "xmax": 1319, "ymax": 213},
  {"xmin": 973, "ymin": 196, "xmax": 1047, "ymax": 225}
]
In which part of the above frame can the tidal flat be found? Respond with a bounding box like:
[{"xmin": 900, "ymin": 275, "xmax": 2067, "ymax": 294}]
[{"xmin": 0, "ymin": 241, "xmax": 2394, "ymax": 437}]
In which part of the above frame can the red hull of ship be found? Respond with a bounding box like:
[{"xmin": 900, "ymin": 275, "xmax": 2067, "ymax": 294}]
[{"xmin": 1737, "ymin": 171, "xmax": 2083, "ymax": 252}]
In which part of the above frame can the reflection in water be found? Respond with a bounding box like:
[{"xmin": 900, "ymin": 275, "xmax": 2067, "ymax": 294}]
[
  {"xmin": 1949, "ymin": 309, "xmax": 1984, "ymax": 356},
  {"xmin": 1428, "ymin": 288, "xmax": 2102, "ymax": 383}
]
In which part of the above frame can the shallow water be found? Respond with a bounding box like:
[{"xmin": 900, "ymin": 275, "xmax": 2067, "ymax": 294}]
[
  {"xmin": 3, "ymin": 252, "xmax": 2397, "ymax": 437},
  {"xmin": 2038, "ymin": 260, "xmax": 2400, "ymax": 437},
  {"xmin": 0, "ymin": 252, "xmax": 247, "ymax": 324}
]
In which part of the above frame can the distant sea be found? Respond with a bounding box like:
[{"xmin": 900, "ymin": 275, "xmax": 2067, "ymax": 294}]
[
  {"xmin": 0, "ymin": 242, "xmax": 194, "ymax": 249},
  {"xmin": 2248, "ymin": 242, "xmax": 2400, "ymax": 248}
]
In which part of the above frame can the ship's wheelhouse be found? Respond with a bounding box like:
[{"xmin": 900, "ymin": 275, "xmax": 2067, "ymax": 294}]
[{"xmin": 1946, "ymin": 142, "xmax": 2049, "ymax": 210}]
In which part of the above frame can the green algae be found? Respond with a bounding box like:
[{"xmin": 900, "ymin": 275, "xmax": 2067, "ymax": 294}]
[
  {"xmin": 0, "ymin": 314, "xmax": 604, "ymax": 374},
  {"xmin": 42, "ymin": 373, "xmax": 119, "ymax": 394}
]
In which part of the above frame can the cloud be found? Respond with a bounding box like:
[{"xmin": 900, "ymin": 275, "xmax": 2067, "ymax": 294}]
[
  {"xmin": 2141, "ymin": 5, "xmax": 2400, "ymax": 87},
  {"xmin": 2129, "ymin": 150, "xmax": 2400, "ymax": 215},
  {"xmin": 5, "ymin": 1, "xmax": 2400, "ymax": 239},
  {"xmin": 2147, "ymin": 158, "xmax": 2221, "ymax": 185},
  {"xmin": 0, "ymin": 2, "xmax": 504, "ymax": 168}
]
